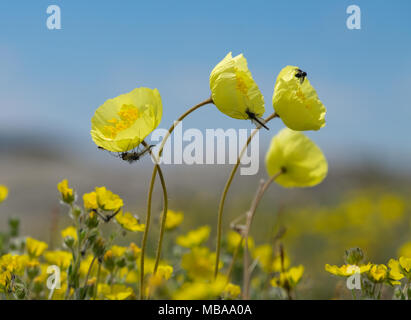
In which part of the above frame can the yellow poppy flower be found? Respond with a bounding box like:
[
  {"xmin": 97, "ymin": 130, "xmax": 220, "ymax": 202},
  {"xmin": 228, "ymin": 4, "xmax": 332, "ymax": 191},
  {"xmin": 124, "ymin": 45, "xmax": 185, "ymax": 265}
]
[
  {"xmin": 95, "ymin": 187, "xmax": 123, "ymax": 211},
  {"xmin": 0, "ymin": 185, "xmax": 8, "ymax": 203},
  {"xmin": 83, "ymin": 191, "xmax": 98, "ymax": 210},
  {"xmin": 176, "ymin": 225, "xmax": 210, "ymax": 248},
  {"xmin": 368, "ymin": 264, "xmax": 387, "ymax": 282},
  {"xmin": 210, "ymin": 52, "xmax": 265, "ymax": 122},
  {"xmin": 57, "ymin": 179, "xmax": 74, "ymax": 203},
  {"xmin": 164, "ymin": 210, "xmax": 184, "ymax": 230},
  {"xmin": 272, "ymin": 65, "xmax": 326, "ymax": 131},
  {"xmin": 325, "ymin": 263, "xmax": 371, "ymax": 277},
  {"xmin": 91, "ymin": 87, "xmax": 162, "ymax": 152},
  {"xmin": 265, "ymin": 128, "xmax": 328, "ymax": 188},
  {"xmin": 26, "ymin": 237, "xmax": 48, "ymax": 258},
  {"xmin": 115, "ymin": 211, "xmax": 145, "ymax": 232}
]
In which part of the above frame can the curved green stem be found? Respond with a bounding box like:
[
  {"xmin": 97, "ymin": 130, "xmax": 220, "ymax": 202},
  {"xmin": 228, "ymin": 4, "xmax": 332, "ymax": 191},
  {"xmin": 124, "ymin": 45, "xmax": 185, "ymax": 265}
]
[
  {"xmin": 139, "ymin": 97, "xmax": 213, "ymax": 300},
  {"xmin": 214, "ymin": 112, "xmax": 278, "ymax": 279},
  {"xmin": 139, "ymin": 166, "xmax": 157, "ymax": 300},
  {"xmin": 242, "ymin": 170, "xmax": 283, "ymax": 299}
]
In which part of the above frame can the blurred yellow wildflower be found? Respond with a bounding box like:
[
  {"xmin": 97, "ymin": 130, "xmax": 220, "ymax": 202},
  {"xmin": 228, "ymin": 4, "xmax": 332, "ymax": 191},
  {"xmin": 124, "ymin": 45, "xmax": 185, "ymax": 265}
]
[
  {"xmin": 223, "ymin": 283, "xmax": 241, "ymax": 299},
  {"xmin": 388, "ymin": 258, "xmax": 405, "ymax": 285},
  {"xmin": 325, "ymin": 263, "xmax": 371, "ymax": 277},
  {"xmin": 210, "ymin": 52, "xmax": 265, "ymax": 121},
  {"xmin": 61, "ymin": 226, "xmax": 78, "ymax": 242},
  {"xmin": 271, "ymin": 265, "xmax": 304, "ymax": 288},
  {"xmin": 98, "ymin": 283, "xmax": 133, "ymax": 300},
  {"xmin": 398, "ymin": 242, "xmax": 411, "ymax": 258},
  {"xmin": 91, "ymin": 87, "xmax": 162, "ymax": 152},
  {"xmin": 173, "ymin": 277, "xmax": 226, "ymax": 300},
  {"xmin": 80, "ymin": 255, "xmax": 99, "ymax": 278},
  {"xmin": 148, "ymin": 265, "xmax": 173, "ymax": 289},
  {"xmin": 83, "ymin": 191, "xmax": 98, "ymax": 210},
  {"xmin": 109, "ymin": 245, "xmax": 127, "ymax": 258},
  {"xmin": 226, "ymin": 231, "xmax": 254, "ymax": 253},
  {"xmin": 272, "ymin": 254, "xmax": 291, "ymax": 272},
  {"xmin": 26, "ymin": 237, "xmax": 48, "ymax": 258},
  {"xmin": 126, "ymin": 242, "xmax": 141, "ymax": 260},
  {"xmin": 265, "ymin": 128, "xmax": 328, "ymax": 188},
  {"xmin": 181, "ymin": 247, "xmax": 222, "ymax": 280},
  {"xmin": 57, "ymin": 179, "xmax": 74, "ymax": 203},
  {"xmin": 115, "ymin": 211, "xmax": 145, "ymax": 232},
  {"xmin": 0, "ymin": 254, "xmax": 28, "ymax": 275},
  {"xmin": 44, "ymin": 251, "xmax": 72, "ymax": 270},
  {"xmin": 165, "ymin": 210, "xmax": 184, "ymax": 230},
  {"xmin": 378, "ymin": 194, "xmax": 405, "ymax": 223},
  {"xmin": 272, "ymin": 65, "xmax": 326, "ymax": 131},
  {"xmin": 252, "ymin": 244, "xmax": 273, "ymax": 273},
  {"xmin": 368, "ymin": 264, "xmax": 387, "ymax": 282},
  {"xmin": 95, "ymin": 187, "xmax": 123, "ymax": 211},
  {"xmin": 0, "ymin": 185, "xmax": 8, "ymax": 203},
  {"xmin": 399, "ymin": 256, "xmax": 411, "ymax": 274},
  {"xmin": 176, "ymin": 225, "xmax": 210, "ymax": 248}
]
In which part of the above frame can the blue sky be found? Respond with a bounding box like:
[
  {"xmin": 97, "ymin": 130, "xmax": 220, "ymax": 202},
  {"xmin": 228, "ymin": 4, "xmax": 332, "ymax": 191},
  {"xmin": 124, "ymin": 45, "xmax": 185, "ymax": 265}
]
[{"xmin": 1, "ymin": 0, "xmax": 410, "ymax": 168}]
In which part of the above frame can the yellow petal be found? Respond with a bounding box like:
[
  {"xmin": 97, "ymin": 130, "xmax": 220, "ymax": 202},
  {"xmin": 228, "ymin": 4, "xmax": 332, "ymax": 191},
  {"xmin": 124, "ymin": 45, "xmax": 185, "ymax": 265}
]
[
  {"xmin": 399, "ymin": 256, "xmax": 411, "ymax": 273},
  {"xmin": 176, "ymin": 226, "xmax": 210, "ymax": 248},
  {"xmin": 115, "ymin": 211, "xmax": 145, "ymax": 232},
  {"xmin": 26, "ymin": 237, "xmax": 49, "ymax": 258},
  {"xmin": 0, "ymin": 185, "xmax": 8, "ymax": 203},
  {"xmin": 265, "ymin": 128, "xmax": 328, "ymax": 188},
  {"xmin": 273, "ymin": 66, "xmax": 326, "ymax": 131}
]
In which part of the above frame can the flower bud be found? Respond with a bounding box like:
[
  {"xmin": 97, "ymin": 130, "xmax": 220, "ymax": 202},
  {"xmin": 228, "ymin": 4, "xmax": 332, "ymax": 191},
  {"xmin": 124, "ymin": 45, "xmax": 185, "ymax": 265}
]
[{"xmin": 344, "ymin": 247, "xmax": 364, "ymax": 265}]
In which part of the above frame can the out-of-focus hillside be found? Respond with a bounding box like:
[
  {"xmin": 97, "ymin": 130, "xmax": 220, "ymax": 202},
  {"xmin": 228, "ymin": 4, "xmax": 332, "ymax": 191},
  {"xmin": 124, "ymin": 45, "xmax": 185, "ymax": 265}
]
[{"xmin": 1, "ymin": 136, "xmax": 411, "ymax": 299}]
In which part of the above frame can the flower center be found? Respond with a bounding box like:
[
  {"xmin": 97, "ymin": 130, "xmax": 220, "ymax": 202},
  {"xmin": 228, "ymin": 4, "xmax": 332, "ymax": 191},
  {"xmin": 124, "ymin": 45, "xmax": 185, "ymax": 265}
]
[
  {"xmin": 104, "ymin": 104, "xmax": 139, "ymax": 139},
  {"xmin": 235, "ymin": 71, "xmax": 249, "ymax": 96},
  {"xmin": 295, "ymin": 88, "xmax": 312, "ymax": 110}
]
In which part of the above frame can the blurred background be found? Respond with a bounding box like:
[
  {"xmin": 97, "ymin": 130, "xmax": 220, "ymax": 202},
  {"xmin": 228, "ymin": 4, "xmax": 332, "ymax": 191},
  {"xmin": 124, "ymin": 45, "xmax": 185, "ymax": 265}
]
[{"xmin": 1, "ymin": 0, "xmax": 411, "ymax": 298}]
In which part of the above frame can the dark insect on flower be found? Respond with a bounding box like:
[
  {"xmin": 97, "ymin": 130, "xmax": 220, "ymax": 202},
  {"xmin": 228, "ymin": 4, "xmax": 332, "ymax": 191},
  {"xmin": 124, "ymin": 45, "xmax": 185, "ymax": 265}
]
[
  {"xmin": 295, "ymin": 68, "xmax": 307, "ymax": 84},
  {"xmin": 98, "ymin": 144, "xmax": 155, "ymax": 164},
  {"xmin": 245, "ymin": 109, "xmax": 269, "ymax": 130}
]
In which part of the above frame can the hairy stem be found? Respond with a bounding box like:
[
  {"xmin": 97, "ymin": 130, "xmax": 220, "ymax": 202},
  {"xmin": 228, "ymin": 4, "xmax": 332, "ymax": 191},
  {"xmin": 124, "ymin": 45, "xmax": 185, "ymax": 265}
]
[
  {"xmin": 139, "ymin": 97, "xmax": 213, "ymax": 300},
  {"xmin": 214, "ymin": 112, "xmax": 278, "ymax": 278}
]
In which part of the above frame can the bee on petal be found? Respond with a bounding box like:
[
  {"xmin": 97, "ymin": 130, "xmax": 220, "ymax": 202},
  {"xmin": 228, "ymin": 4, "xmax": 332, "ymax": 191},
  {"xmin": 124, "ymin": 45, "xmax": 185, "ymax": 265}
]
[{"xmin": 272, "ymin": 66, "xmax": 326, "ymax": 131}]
